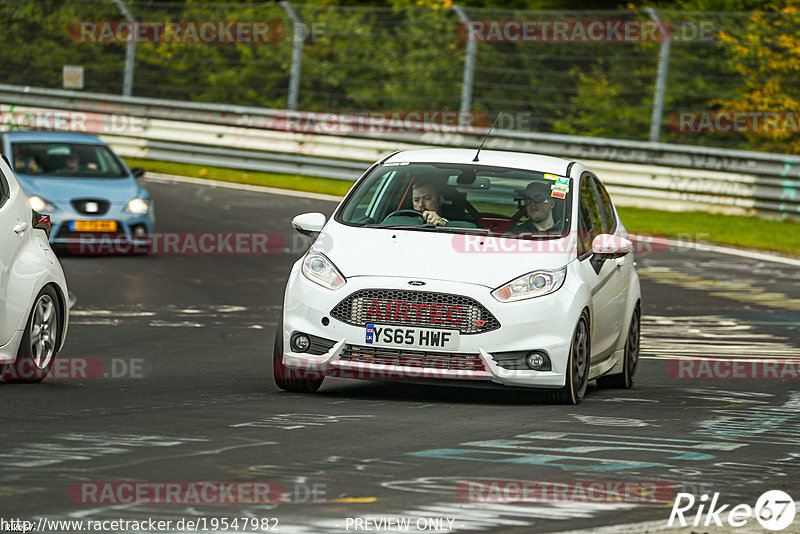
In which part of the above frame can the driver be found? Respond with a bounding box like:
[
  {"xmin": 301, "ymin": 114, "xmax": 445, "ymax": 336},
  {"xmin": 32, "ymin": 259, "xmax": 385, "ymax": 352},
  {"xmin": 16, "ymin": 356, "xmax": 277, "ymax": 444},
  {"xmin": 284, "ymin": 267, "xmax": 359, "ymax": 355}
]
[{"xmin": 412, "ymin": 178, "xmax": 448, "ymax": 226}]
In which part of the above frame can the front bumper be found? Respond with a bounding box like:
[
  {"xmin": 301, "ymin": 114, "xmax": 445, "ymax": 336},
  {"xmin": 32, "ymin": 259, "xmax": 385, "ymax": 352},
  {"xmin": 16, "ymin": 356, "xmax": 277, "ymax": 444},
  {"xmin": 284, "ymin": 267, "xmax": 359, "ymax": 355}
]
[
  {"xmin": 48, "ymin": 211, "xmax": 154, "ymax": 252},
  {"xmin": 281, "ymin": 265, "xmax": 585, "ymax": 389}
]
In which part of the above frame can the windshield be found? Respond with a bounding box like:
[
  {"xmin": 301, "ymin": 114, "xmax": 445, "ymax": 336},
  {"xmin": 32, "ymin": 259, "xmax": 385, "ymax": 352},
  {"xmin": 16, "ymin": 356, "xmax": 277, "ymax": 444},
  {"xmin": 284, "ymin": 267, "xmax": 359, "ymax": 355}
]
[
  {"xmin": 336, "ymin": 162, "xmax": 572, "ymax": 238},
  {"xmin": 11, "ymin": 142, "xmax": 128, "ymax": 178}
]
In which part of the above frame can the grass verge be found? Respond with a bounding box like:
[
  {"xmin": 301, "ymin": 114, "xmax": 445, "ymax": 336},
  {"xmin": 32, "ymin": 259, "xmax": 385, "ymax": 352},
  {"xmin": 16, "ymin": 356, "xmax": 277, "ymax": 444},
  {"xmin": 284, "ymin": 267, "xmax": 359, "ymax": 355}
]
[
  {"xmin": 125, "ymin": 157, "xmax": 800, "ymax": 257},
  {"xmin": 124, "ymin": 157, "xmax": 354, "ymax": 197},
  {"xmin": 616, "ymin": 206, "xmax": 800, "ymax": 257}
]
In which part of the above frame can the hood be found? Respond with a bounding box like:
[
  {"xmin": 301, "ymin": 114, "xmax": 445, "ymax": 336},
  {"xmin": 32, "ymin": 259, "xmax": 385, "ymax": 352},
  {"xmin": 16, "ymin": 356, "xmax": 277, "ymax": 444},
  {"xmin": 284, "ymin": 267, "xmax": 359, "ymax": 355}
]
[
  {"xmin": 16, "ymin": 175, "xmax": 142, "ymax": 203},
  {"xmin": 314, "ymin": 220, "xmax": 576, "ymax": 288}
]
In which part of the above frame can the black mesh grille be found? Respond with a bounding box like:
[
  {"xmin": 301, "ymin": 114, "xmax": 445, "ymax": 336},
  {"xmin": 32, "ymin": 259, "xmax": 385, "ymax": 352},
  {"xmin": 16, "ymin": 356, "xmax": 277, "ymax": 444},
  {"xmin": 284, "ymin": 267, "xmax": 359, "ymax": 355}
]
[
  {"xmin": 302, "ymin": 334, "xmax": 336, "ymax": 356},
  {"xmin": 71, "ymin": 199, "xmax": 110, "ymax": 215},
  {"xmin": 342, "ymin": 344, "xmax": 486, "ymax": 372},
  {"xmin": 330, "ymin": 289, "xmax": 500, "ymax": 334},
  {"xmin": 491, "ymin": 353, "xmax": 529, "ymax": 370}
]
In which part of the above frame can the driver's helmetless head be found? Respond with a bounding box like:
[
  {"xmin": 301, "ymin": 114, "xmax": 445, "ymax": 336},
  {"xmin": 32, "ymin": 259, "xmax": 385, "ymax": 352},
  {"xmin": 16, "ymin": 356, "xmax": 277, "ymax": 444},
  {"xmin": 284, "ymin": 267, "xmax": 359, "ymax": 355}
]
[
  {"xmin": 65, "ymin": 153, "xmax": 80, "ymax": 170},
  {"xmin": 524, "ymin": 182, "xmax": 554, "ymax": 224},
  {"xmin": 412, "ymin": 182, "xmax": 443, "ymax": 215}
]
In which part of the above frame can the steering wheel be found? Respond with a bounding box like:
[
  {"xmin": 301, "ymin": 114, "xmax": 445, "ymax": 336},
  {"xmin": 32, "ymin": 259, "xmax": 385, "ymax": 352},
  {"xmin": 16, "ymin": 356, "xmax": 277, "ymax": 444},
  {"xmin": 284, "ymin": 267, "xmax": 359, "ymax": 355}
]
[{"xmin": 383, "ymin": 209, "xmax": 426, "ymax": 223}]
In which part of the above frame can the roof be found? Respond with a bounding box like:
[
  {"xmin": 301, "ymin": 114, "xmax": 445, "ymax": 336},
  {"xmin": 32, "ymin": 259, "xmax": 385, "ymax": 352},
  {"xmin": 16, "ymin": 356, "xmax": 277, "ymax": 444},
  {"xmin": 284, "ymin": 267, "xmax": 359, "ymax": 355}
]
[
  {"xmin": 383, "ymin": 148, "xmax": 573, "ymax": 175},
  {"xmin": 1, "ymin": 131, "xmax": 105, "ymax": 144}
]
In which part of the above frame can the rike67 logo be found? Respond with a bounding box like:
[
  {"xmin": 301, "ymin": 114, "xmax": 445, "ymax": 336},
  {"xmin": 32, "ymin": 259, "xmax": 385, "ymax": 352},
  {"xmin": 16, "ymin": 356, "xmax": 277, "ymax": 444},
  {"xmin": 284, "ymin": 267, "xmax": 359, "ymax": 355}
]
[{"xmin": 669, "ymin": 490, "xmax": 795, "ymax": 531}]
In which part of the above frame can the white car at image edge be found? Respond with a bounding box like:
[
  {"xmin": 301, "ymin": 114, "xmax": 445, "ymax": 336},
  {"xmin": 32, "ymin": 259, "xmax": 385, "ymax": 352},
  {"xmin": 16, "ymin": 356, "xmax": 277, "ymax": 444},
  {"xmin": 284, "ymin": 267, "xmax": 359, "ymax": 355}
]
[
  {"xmin": 0, "ymin": 154, "xmax": 69, "ymax": 383},
  {"xmin": 274, "ymin": 148, "xmax": 641, "ymax": 404}
]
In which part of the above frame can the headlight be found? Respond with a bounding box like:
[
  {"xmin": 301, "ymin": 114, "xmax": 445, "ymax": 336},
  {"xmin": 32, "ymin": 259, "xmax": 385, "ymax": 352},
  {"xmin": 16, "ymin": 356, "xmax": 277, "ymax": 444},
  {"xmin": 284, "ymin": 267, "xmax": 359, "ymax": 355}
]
[
  {"xmin": 302, "ymin": 252, "xmax": 346, "ymax": 290},
  {"xmin": 28, "ymin": 196, "xmax": 55, "ymax": 212},
  {"xmin": 125, "ymin": 198, "xmax": 151, "ymax": 213},
  {"xmin": 491, "ymin": 267, "xmax": 567, "ymax": 302}
]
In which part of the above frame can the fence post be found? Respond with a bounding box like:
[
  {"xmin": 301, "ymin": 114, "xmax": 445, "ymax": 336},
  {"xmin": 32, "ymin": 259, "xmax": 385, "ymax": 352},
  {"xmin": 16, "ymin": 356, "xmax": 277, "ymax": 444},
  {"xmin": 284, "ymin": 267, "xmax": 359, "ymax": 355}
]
[
  {"xmin": 647, "ymin": 8, "xmax": 671, "ymax": 143},
  {"xmin": 281, "ymin": 1, "xmax": 303, "ymax": 111},
  {"xmin": 451, "ymin": 5, "xmax": 475, "ymax": 115},
  {"xmin": 112, "ymin": 0, "xmax": 136, "ymax": 97}
]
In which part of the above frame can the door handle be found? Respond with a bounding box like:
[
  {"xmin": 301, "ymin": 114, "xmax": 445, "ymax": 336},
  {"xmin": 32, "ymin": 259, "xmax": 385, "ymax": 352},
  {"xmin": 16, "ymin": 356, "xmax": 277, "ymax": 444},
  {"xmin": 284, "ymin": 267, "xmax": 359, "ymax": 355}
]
[{"xmin": 13, "ymin": 221, "xmax": 28, "ymax": 234}]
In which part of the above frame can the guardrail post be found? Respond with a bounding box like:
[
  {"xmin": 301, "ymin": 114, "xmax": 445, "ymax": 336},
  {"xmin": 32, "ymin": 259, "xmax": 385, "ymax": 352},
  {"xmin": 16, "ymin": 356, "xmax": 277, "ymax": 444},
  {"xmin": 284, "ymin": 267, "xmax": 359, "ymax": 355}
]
[
  {"xmin": 451, "ymin": 5, "xmax": 476, "ymax": 115},
  {"xmin": 281, "ymin": 1, "xmax": 303, "ymax": 111},
  {"xmin": 112, "ymin": 0, "xmax": 136, "ymax": 97},
  {"xmin": 647, "ymin": 8, "xmax": 671, "ymax": 143}
]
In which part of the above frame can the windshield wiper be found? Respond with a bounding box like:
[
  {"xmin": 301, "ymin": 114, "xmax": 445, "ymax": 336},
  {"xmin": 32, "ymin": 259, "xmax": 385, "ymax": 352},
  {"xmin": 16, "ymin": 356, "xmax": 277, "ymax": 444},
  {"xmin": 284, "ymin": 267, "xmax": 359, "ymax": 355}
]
[
  {"xmin": 363, "ymin": 224, "xmax": 503, "ymax": 237},
  {"xmin": 364, "ymin": 223, "xmax": 439, "ymax": 230},
  {"xmin": 430, "ymin": 226, "xmax": 497, "ymax": 236},
  {"xmin": 511, "ymin": 231, "xmax": 564, "ymax": 240}
]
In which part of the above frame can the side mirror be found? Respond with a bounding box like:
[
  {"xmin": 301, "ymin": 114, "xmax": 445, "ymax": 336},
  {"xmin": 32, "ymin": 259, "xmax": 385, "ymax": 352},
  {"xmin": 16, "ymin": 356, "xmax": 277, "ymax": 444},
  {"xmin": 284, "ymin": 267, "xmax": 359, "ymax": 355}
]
[
  {"xmin": 131, "ymin": 167, "xmax": 145, "ymax": 179},
  {"xmin": 590, "ymin": 234, "xmax": 633, "ymax": 273},
  {"xmin": 292, "ymin": 212, "xmax": 326, "ymax": 241},
  {"xmin": 591, "ymin": 234, "xmax": 633, "ymax": 258},
  {"xmin": 32, "ymin": 211, "xmax": 51, "ymax": 238}
]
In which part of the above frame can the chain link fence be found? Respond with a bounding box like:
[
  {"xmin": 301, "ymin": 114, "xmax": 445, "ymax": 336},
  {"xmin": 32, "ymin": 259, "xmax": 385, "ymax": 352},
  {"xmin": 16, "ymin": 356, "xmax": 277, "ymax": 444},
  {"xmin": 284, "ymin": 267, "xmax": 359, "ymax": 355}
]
[{"xmin": 1, "ymin": 1, "xmax": 798, "ymax": 152}]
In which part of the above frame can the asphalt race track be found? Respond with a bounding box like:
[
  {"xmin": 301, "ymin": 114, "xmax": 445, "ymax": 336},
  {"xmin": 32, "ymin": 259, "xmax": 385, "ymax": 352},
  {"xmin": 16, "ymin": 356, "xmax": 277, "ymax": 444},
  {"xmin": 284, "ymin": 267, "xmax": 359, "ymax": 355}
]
[{"xmin": 2, "ymin": 175, "xmax": 799, "ymax": 534}]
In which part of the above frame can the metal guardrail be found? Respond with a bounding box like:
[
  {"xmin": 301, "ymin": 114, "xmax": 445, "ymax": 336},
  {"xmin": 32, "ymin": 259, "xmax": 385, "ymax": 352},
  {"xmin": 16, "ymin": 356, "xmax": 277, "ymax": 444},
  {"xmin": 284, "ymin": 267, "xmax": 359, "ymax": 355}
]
[{"xmin": 1, "ymin": 84, "xmax": 799, "ymax": 220}]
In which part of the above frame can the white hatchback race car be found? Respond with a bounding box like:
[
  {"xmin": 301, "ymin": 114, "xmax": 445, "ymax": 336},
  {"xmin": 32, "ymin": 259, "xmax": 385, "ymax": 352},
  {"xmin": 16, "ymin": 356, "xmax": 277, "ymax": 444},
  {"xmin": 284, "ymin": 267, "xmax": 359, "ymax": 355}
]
[
  {"xmin": 0, "ymin": 154, "xmax": 70, "ymax": 383},
  {"xmin": 274, "ymin": 148, "xmax": 641, "ymax": 404}
]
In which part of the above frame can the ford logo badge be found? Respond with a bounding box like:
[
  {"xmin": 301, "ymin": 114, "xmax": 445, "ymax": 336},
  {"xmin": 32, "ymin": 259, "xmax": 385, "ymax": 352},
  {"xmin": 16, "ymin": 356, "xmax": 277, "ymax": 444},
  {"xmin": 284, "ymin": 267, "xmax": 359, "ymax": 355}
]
[{"xmin": 408, "ymin": 280, "xmax": 426, "ymax": 286}]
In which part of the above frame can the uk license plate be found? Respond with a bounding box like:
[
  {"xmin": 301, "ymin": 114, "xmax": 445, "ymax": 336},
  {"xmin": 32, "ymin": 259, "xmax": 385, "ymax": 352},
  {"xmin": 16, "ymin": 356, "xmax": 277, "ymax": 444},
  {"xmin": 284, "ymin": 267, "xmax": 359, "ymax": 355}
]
[
  {"xmin": 365, "ymin": 324, "xmax": 460, "ymax": 351},
  {"xmin": 71, "ymin": 220, "xmax": 117, "ymax": 232}
]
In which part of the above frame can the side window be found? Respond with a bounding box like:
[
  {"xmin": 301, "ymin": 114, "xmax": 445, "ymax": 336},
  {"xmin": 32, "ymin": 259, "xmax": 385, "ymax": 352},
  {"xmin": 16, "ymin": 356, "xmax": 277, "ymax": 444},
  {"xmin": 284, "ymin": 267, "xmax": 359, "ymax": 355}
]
[
  {"xmin": 593, "ymin": 178, "xmax": 617, "ymax": 234},
  {"xmin": 339, "ymin": 168, "xmax": 399, "ymax": 224},
  {"xmin": 0, "ymin": 167, "xmax": 10, "ymax": 209},
  {"xmin": 578, "ymin": 173, "xmax": 603, "ymax": 256}
]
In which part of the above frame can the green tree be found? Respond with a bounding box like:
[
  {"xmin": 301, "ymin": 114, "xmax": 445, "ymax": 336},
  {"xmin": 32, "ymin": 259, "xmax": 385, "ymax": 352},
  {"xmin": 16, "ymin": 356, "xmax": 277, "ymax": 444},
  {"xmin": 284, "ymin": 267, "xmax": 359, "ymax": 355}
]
[{"xmin": 713, "ymin": 2, "xmax": 800, "ymax": 153}]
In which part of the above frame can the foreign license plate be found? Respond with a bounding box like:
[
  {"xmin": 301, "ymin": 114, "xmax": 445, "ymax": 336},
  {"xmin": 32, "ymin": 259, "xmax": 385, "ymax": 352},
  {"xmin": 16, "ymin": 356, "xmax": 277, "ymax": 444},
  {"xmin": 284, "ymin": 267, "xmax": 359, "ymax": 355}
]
[
  {"xmin": 365, "ymin": 324, "xmax": 460, "ymax": 351},
  {"xmin": 71, "ymin": 220, "xmax": 117, "ymax": 232}
]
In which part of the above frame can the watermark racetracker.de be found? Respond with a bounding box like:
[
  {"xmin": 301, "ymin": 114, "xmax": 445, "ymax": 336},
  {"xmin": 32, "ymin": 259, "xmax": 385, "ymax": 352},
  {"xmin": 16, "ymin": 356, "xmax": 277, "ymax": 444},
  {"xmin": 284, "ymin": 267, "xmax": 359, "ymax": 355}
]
[
  {"xmin": 457, "ymin": 479, "xmax": 675, "ymax": 504},
  {"xmin": 2, "ymin": 357, "xmax": 148, "ymax": 381},
  {"xmin": 668, "ymin": 111, "xmax": 800, "ymax": 134},
  {"xmin": 68, "ymin": 232, "xmax": 286, "ymax": 255},
  {"xmin": 667, "ymin": 358, "xmax": 800, "ymax": 380},
  {"xmin": 68, "ymin": 21, "xmax": 286, "ymax": 44},
  {"xmin": 456, "ymin": 19, "xmax": 715, "ymax": 43},
  {"xmin": 69, "ymin": 481, "xmax": 326, "ymax": 505},
  {"xmin": 0, "ymin": 106, "xmax": 147, "ymax": 134}
]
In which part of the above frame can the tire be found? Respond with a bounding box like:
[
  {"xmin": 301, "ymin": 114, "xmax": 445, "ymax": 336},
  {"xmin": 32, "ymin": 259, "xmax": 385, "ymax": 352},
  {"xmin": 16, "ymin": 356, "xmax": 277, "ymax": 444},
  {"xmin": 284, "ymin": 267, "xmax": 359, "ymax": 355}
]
[
  {"xmin": 550, "ymin": 311, "xmax": 590, "ymax": 405},
  {"xmin": 2, "ymin": 286, "xmax": 61, "ymax": 383},
  {"xmin": 597, "ymin": 306, "xmax": 640, "ymax": 389},
  {"xmin": 272, "ymin": 316, "xmax": 324, "ymax": 393}
]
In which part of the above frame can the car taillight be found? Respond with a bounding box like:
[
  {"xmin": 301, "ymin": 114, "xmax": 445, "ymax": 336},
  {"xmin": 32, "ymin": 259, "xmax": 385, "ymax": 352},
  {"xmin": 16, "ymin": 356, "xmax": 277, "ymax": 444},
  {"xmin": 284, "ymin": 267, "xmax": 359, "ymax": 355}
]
[{"xmin": 32, "ymin": 211, "xmax": 51, "ymax": 237}]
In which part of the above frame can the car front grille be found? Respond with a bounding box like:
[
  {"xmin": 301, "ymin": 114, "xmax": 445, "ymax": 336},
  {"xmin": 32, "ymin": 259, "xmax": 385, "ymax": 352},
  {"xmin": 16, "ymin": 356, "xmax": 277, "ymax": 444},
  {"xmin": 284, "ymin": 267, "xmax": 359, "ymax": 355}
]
[
  {"xmin": 71, "ymin": 199, "xmax": 110, "ymax": 215},
  {"xmin": 341, "ymin": 344, "xmax": 486, "ymax": 372},
  {"xmin": 330, "ymin": 289, "xmax": 500, "ymax": 334}
]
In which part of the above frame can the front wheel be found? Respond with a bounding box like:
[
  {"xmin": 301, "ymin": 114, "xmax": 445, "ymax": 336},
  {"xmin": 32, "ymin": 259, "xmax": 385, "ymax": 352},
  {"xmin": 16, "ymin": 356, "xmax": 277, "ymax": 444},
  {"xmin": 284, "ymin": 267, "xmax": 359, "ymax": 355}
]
[
  {"xmin": 597, "ymin": 306, "xmax": 640, "ymax": 389},
  {"xmin": 272, "ymin": 316, "xmax": 324, "ymax": 393},
  {"xmin": 549, "ymin": 311, "xmax": 590, "ymax": 405},
  {"xmin": 2, "ymin": 286, "xmax": 61, "ymax": 383}
]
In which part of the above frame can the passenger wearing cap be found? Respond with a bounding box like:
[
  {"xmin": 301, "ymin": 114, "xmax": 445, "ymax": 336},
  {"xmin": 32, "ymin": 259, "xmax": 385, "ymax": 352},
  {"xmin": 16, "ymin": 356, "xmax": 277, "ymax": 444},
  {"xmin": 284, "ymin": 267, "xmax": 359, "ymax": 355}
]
[{"xmin": 511, "ymin": 181, "xmax": 564, "ymax": 233}]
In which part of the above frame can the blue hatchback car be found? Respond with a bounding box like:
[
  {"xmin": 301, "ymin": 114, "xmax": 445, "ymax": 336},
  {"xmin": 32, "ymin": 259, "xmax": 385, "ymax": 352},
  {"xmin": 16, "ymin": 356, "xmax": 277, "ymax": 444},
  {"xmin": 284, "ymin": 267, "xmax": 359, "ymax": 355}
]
[{"xmin": 0, "ymin": 131, "xmax": 154, "ymax": 252}]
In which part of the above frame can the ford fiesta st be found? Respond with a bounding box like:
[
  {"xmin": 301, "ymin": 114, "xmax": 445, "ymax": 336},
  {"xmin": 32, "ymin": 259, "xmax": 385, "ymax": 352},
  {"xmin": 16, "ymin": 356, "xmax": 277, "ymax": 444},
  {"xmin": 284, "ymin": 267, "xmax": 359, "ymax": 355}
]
[
  {"xmin": 274, "ymin": 148, "xmax": 641, "ymax": 404},
  {"xmin": 1, "ymin": 153, "xmax": 69, "ymax": 382}
]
